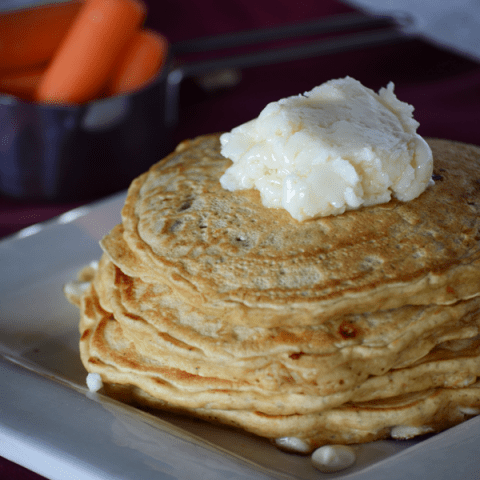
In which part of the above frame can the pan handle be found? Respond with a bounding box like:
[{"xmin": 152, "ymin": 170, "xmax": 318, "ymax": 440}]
[
  {"xmin": 171, "ymin": 12, "xmax": 395, "ymax": 54},
  {"xmin": 164, "ymin": 13, "xmax": 409, "ymax": 126}
]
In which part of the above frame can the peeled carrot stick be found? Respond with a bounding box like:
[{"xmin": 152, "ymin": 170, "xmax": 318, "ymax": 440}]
[
  {"xmin": 36, "ymin": 0, "xmax": 147, "ymax": 105},
  {"xmin": 0, "ymin": 1, "xmax": 82, "ymax": 72},
  {"xmin": 0, "ymin": 67, "xmax": 45, "ymax": 101},
  {"xmin": 108, "ymin": 29, "xmax": 168, "ymax": 95}
]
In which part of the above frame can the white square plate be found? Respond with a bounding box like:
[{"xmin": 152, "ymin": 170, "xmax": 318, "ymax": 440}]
[{"xmin": 1, "ymin": 192, "xmax": 479, "ymax": 480}]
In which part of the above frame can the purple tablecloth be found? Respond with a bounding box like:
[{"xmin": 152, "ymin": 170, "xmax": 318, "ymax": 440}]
[{"xmin": 2, "ymin": 0, "xmax": 480, "ymax": 478}]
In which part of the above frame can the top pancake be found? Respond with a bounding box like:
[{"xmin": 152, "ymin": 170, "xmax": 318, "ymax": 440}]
[{"xmin": 114, "ymin": 135, "xmax": 480, "ymax": 323}]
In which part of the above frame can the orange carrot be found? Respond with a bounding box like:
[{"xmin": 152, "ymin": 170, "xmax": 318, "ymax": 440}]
[
  {"xmin": 0, "ymin": 1, "xmax": 82, "ymax": 72},
  {"xmin": 36, "ymin": 0, "xmax": 147, "ymax": 105},
  {"xmin": 0, "ymin": 67, "xmax": 45, "ymax": 101},
  {"xmin": 108, "ymin": 29, "xmax": 168, "ymax": 95}
]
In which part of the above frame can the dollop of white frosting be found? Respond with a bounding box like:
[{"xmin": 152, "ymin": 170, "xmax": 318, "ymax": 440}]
[
  {"xmin": 63, "ymin": 280, "xmax": 90, "ymax": 299},
  {"xmin": 274, "ymin": 437, "xmax": 310, "ymax": 453},
  {"xmin": 311, "ymin": 445, "xmax": 356, "ymax": 472},
  {"xmin": 390, "ymin": 425, "xmax": 433, "ymax": 439},
  {"xmin": 220, "ymin": 76, "xmax": 433, "ymax": 221},
  {"xmin": 86, "ymin": 373, "xmax": 103, "ymax": 392}
]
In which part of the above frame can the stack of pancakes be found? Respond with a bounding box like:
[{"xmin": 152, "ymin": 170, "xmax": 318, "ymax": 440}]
[{"xmin": 67, "ymin": 134, "xmax": 480, "ymax": 451}]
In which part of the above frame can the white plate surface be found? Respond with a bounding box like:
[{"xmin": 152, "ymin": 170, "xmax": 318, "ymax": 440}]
[{"xmin": 1, "ymin": 192, "xmax": 480, "ymax": 480}]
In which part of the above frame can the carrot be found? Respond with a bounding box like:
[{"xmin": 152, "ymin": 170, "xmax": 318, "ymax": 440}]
[
  {"xmin": 108, "ymin": 29, "xmax": 168, "ymax": 95},
  {"xmin": 36, "ymin": 0, "xmax": 147, "ymax": 105},
  {"xmin": 0, "ymin": 1, "xmax": 82, "ymax": 72},
  {"xmin": 0, "ymin": 67, "xmax": 45, "ymax": 101}
]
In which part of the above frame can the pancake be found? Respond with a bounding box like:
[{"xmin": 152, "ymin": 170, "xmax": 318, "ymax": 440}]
[
  {"xmin": 67, "ymin": 135, "xmax": 480, "ymax": 453},
  {"xmin": 105, "ymin": 382, "xmax": 480, "ymax": 450},
  {"xmin": 93, "ymin": 253, "xmax": 480, "ymax": 397},
  {"xmin": 78, "ymin": 278, "xmax": 480, "ymax": 449},
  {"xmin": 116, "ymin": 135, "xmax": 480, "ymax": 326}
]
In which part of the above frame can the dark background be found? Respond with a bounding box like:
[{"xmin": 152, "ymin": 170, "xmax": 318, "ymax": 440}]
[
  {"xmin": 2, "ymin": 0, "xmax": 480, "ymax": 477},
  {"xmin": 2, "ymin": 0, "xmax": 480, "ymax": 239}
]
